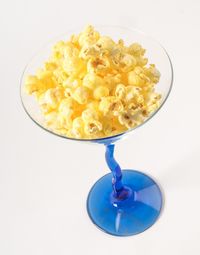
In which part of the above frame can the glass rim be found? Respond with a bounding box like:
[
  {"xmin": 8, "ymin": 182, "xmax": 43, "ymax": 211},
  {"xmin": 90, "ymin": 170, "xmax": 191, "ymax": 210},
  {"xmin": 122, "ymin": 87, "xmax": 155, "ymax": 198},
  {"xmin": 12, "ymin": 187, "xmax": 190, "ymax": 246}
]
[{"xmin": 20, "ymin": 25, "xmax": 174, "ymax": 143}]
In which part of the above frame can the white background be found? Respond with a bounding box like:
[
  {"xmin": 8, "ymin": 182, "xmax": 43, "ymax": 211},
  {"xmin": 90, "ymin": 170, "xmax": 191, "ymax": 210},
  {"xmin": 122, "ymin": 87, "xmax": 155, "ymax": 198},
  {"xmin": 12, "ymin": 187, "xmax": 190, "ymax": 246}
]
[{"xmin": 0, "ymin": 0, "xmax": 200, "ymax": 254}]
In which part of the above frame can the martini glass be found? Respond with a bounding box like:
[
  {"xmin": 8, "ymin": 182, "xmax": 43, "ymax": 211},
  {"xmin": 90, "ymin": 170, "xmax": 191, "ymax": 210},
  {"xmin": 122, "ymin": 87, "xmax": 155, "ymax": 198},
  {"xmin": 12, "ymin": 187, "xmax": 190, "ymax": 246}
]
[{"xmin": 20, "ymin": 26, "xmax": 173, "ymax": 236}]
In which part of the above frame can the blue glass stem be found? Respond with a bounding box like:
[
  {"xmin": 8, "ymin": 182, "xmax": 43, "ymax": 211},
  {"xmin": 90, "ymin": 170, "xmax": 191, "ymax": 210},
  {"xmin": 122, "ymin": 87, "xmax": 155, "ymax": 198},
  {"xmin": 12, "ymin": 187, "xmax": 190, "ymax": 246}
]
[
  {"xmin": 87, "ymin": 144, "xmax": 163, "ymax": 235},
  {"xmin": 105, "ymin": 144, "xmax": 131, "ymax": 200}
]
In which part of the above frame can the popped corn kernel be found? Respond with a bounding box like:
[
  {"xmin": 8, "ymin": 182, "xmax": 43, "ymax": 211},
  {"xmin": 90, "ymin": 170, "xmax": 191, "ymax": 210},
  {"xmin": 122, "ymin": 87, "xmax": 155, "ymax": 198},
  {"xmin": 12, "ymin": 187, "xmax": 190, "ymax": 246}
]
[
  {"xmin": 71, "ymin": 117, "xmax": 85, "ymax": 138},
  {"xmin": 87, "ymin": 56, "xmax": 110, "ymax": 75},
  {"xmin": 52, "ymin": 41, "xmax": 66, "ymax": 60},
  {"xmin": 44, "ymin": 62, "xmax": 57, "ymax": 72},
  {"xmin": 96, "ymin": 36, "xmax": 115, "ymax": 51},
  {"xmin": 82, "ymin": 108, "xmax": 99, "ymax": 122},
  {"xmin": 79, "ymin": 44, "xmax": 100, "ymax": 60},
  {"xmin": 86, "ymin": 101, "xmax": 100, "ymax": 112},
  {"xmin": 99, "ymin": 96, "xmax": 124, "ymax": 116},
  {"xmin": 53, "ymin": 67, "xmax": 68, "ymax": 85},
  {"xmin": 103, "ymin": 117, "xmax": 126, "ymax": 136},
  {"xmin": 63, "ymin": 77, "xmax": 82, "ymax": 89},
  {"xmin": 125, "ymin": 86, "xmax": 141, "ymax": 101},
  {"xmin": 120, "ymin": 54, "xmax": 137, "ymax": 72},
  {"xmin": 70, "ymin": 34, "xmax": 79, "ymax": 47},
  {"xmin": 115, "ymin": 84, "xmax": 126, "ymax": 99},
  {"xmin": 127, "ymin": 102, "xmax": 141, "ymax": 115},
  {"xmin": 25, "ymin": 25, "xmax": 161, "ymax": 139},
  {"xmin": 83, "ymin": 73, "xmax": 105, "ymax": 89},
  {"xmin": 25, "ymin": 75, "xmax": 44, "ymax": 94},
  {"xmin": 59, "ymin": 98, "xmax": 75, "ymax": 118},
  {"xmin": 84, "ymin": 120, "xmax": 102, "ymax": 136},
  {"xmin": 128, "ymin": 70, "xmax": 145, "ymax": 86},
  {"xmin": 118, "ymin": 112, "xmax": 137, "ymax": 129},
  {"xmin": 64, "ymin": 87, "xmax": 73, "ymax": 98},
  {"xmin": 63, "ymin": 56, "xmax": 84, "ymax": 76},
  {"xmin": 145, "ymin": 64, "xmax": 161, "ymax": 83},
  {"xmin": 44, "ymin": 111, "xmax": 58, "ymax": 126},
  {"xmin": 128, "ymin": 43, "xmax": 145, "ymax": 56},
  {"xmin": 43, "ymin": 87, "xmax": 64, "ymax": 109},
  {"xmin": 93, "ymin": 86, "xmax": 109, "ymax": 100},
  {"xmin": 72, "ymin": 86, "xmax": 90, "ymax": 104},
  {"xmin": 104, "ymin": 73, "xmax": 122, "ymax": 91},
  {"xmin": 78, "ymin": 25, "xmax": 100, "ymax": 47}
]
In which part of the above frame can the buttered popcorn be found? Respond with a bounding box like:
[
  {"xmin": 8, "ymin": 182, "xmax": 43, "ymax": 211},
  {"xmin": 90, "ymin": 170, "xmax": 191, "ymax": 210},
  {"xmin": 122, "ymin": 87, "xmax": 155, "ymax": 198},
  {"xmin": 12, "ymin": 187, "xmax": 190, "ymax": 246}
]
[{"xmin": 25, "ymin": 25, "xmax": 161, "ymax": 139}]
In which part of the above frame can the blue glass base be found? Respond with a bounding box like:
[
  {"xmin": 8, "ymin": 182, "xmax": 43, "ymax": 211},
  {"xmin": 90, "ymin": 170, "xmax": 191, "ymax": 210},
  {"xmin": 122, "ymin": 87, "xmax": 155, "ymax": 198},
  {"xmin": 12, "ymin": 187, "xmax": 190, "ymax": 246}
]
[{"xmin": 87, "ymin": 170, "xmax": 163, "ymax": 236}]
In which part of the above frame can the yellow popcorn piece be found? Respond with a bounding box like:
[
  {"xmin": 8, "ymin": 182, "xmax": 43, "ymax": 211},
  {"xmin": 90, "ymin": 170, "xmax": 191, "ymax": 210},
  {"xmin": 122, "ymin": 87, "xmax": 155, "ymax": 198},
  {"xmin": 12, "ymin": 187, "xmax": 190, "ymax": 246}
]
[
  {"xmin": 78, "ymin": 25, "xmax": 100, "ymax": 47},
  {"xmin": 82, "ymin": 108, "xmax": 99, "ymax": 122},
  {"xmin": 72, "ymin": 86, "xmax": 90, "ymax": 104},
  {"xmin": 44, "ymin": 62, "xmax": 57, "ymax": 72},
  {"xmin": 83, "ymin": 73, "xmax": 105, "ymax": 89},
  {"xmin": 120, "ymin": 54, "xmax": 137, "ymax": 72},
  {"xmin": 25, "ymin": 25, "xmax": 161, "ymax": 139},
  {"xmin": 99, "ymin": 96, "xmax": 124, "ymax": 116},
  {"xmin": 128, "ymin": 70, "xmax": 145, "ymax": 86},
  {"xmin": 52, "ymin": 41, "xmax": 66, "ymax": 61},
  {"xmin": 87, "ymin": 56, "xmax": 110, "ymax": 75},
  {"xmin": 103, "ymin": 117, "xmax": 126, "ymax": 136},
  {"xmin": 64, "ymin": 87, "xmax": 73, "ymax": 98},
  {"xmin": 86, "ymin": 101, "xmax": 99, "ymax": 111},
  {"xmin": 63, "ymin": 56, "xmax": 84, "ymax": 76},
  {"xmin": 128, "ymin": 43, "xmax": 145, "ymax": 56},
  {"xmin": 115, "ymin": 84, "xmax": 126, "ymax": 99},
  {"xmin": 125, "ymin": 86, "xmax": 141, "ymax": 101},
  {"xmin": 104, "ymin": 73, "xmax": 122, "ymax": 91},
  {"xmin": 96, "ymin": 36, "xmax": 115, "ymax": 51},
  {"xmin": 93, "ymin": 86, "xmax": 109, "ymax": 100},
  {"xmin": 144, "ymin": 64, "xmax": 161, "ymax": 83},
  {"xmin": 63, "ymin": 77, "xmax": 82, "ymax": 89},
  {"xmin": 127, "ymin": 102, "xmax": 141, "ymax": 115},
  {"xmin": 53, "ymin": 67, "xmax": 68, "ymax": 85},
  {"xmin": 44, "ymin": 111, "xmax": 58, "ymax": 126},
  {"xmin": 79, "ymin": 44, "xmax": 100, "ymax": 60},
  {"xmin": 25, "ymin": 75, "xmax": 44, "ymax": 94},
  {"xmin": 59, "ymin": 98, "xmax": 74, "ymax": 119},
  {"xmin": 118, "ymin": 112, "xmax": 137, "ymax": 129},
  {"xmin": 43, "ymin": 87, "xmax": 64, "ymax": 109},
  {"xmin": 71, "ymin": 117, "xmax": 85, "ymax": 138},
  {"xmin": 84, "ymin": 119, "xmax": 102, "ymax": 136}
]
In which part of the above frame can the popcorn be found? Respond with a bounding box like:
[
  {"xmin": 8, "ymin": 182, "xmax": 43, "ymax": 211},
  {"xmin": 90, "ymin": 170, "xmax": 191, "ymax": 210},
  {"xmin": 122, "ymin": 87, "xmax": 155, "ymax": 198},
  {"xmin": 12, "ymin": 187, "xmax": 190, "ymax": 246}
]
[
  {"xmin": 83, "ymin": 73, "xmax": 105, "ymax": 89},
  {"xmin": 84, "ymin": 120, "xmax": 102, "ymax": 136},
  {"xmin": 71, "ymin": 117, "xmax": 85, "ymax": 138},
  {"xmin": 115, "ymin": 84, "xmax": 126, "ymax": 99},
  {"xmin": 96, "ymin": 36, "xmax": 115, "ymax": 51},
  {"xmin": 99, "ymin": 96, "xmax": 124, "ymax": 116},
  {"xmin": 78, "ymin": 25, "xmax": 100, "ymax": 47},
  {"xmin": 44, "ymin": 111, "xmax": 59, "ymax": 126},
  {"xmin": 43, "ymin": 87, "xmax": 64, "ymax": 109},
  {"xmin": 87, "ymin": 56, "xmax": 110, "ymax": 75},
  {"xmin": 59, "ymin": 98, "xmax": 74, "ymax": 119},
  {"xmin": 118, "ymin": 112, "xmax": 137, "ymax": 129},
  {"xmin": 125, "ymin": 86, "xmax": 141, "ymax": 101},
  {"xmin": 93, "ymin": 86, "xmax": 109, "ymax": 100},
  {"xmin": 25, "ymin": 75, "xmax": 44, "ymax": 94},
  {"xmin": 103, "ymin": 117, "xmax": 126, "ymax": 136},
  {"xmin": 79, "ymin": 44, "xmax": 100, "ymax": 60},
  {"xmin": 104, "ymin": 73, "xmax": 122, "ymax": 91},
  {"xmin": 25, "ymin": 25, "xmax": 161, "ymax": 139},
  {"xmin": 72, "ymin": 86, "xmax": 90, "ymax": 104},
  {"xmin": 82, "ymin": 108, "xmax": 99, "ymax": 122},
  {"xmin": 128, "ymin": 43, "xmax": 145, "ymax": 56},
  {"xmin": 64, "ymin": 87, "xmax": 73, "ymax": 98},
  {"xmin": 120, "ymin": 54, "xmax": 137, "ymax": 72}
]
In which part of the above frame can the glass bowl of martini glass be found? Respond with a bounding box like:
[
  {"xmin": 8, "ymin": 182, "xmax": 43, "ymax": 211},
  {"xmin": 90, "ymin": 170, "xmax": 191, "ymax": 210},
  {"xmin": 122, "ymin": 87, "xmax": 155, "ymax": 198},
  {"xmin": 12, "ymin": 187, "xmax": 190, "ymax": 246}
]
[{"xmin": 20, "ymin": 26, "xmax": 173, "ymax": 236}]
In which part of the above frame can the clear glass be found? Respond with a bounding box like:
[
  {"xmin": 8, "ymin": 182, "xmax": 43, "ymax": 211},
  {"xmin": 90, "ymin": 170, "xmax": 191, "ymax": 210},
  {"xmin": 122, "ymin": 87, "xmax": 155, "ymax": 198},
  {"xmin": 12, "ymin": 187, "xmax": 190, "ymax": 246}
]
[{"xmin": 20, "ymin": 26, "xmax": 173, "ymax": 236}]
